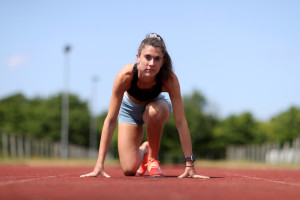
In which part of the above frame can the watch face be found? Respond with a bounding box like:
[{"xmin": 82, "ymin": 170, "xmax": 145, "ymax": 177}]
[{"xmin": 185, "ymin": 156, "xmax": 195, "ymax": 161}]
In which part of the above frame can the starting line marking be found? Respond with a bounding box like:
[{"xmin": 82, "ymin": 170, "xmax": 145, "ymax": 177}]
[
  {"xmin": 0, "ymin": 174, "xmax": 71, "ymax": 186},
  {"xmin": 229, "ymin": 173, "xmax": 300, "ymax": 188}
]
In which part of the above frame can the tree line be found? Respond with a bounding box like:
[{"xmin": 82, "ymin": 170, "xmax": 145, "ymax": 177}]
[{"xmin": 0, "ymin": 91, "xmax": 299, "ymax": 162}]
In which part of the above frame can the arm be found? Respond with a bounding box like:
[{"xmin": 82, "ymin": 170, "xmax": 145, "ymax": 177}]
[
  {"xmin": 164, "ymin": 73, "xmax": 193, "ymax": 161},
  {"xmin": 81, "ymin": 64, "xmax": 133, "ymax": 178},
  {"xmin": 164, "ymin": 73, "xmax": 209, "ymax": 179}
]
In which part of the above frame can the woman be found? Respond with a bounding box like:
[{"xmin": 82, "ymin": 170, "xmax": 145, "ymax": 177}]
[{"xmin": 81, "ymin": 33, "xmax": 209, "ymax": 178}]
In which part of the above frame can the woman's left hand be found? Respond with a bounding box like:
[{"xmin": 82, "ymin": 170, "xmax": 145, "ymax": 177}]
[{"xmin": 178, "ymin": 166, "xmax": 210, "ymax": 179}]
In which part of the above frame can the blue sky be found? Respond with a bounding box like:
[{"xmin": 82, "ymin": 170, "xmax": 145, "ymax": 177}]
[{"xmin": 1, "ymin": 0, "xmax": 299, "ymax": 121}]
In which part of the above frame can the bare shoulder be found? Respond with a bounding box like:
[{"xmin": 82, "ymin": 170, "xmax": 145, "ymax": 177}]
[
  {"xmin": 162, "ymin": 72, "xmax": 180, "ymax": 92},
  {"xmin": 118, "ymin": 63, "xmax": 135, "ymax": 79},
  {"xmin": 113, "ymin": 63, "xmax": 135, "ymax": 92},
  {"xmin": 116, "ymin": 63, "xmax": 135, "ymax": 83}
]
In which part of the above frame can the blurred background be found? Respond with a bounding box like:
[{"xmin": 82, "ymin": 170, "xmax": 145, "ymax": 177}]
[{"xmin": 1, "ymin": 0, "xmax": 300, "ymax": 165}]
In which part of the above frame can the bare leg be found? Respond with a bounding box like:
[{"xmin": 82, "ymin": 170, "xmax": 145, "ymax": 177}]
[
  {"xmin": 142, "ymin": 100, "xmax": 170, "ymax": 161},
  {"xmin": 118, "ymin": 123, "xmax": 143, "ymax": 176}
]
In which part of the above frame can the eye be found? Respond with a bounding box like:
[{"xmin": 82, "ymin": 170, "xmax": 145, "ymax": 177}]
[
  {"xmin": 154, "ymin": 57, "xmax": 161, "ymax": 61},
  {"xmin": 145, "ymin": 55, "xmax": 151, "ymax": 60}
]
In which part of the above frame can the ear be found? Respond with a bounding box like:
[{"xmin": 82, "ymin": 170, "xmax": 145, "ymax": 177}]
[{"xmin": 136, "ymin": 54, "xmax": 140, "ymax": 63}]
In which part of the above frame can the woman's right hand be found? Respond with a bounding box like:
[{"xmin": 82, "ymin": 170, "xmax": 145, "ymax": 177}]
[{"xmin": 80, "ymin": 167, "xmax": 111, "ymax": 178}]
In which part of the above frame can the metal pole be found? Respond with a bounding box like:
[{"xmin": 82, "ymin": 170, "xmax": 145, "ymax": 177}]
[
  {"xmin": 61, "ymin": 45, "xmax": 71, "ymax": 158},
  {"xmin": 89, "ymin": 76, "xmax": 98, "ymax": 158}
]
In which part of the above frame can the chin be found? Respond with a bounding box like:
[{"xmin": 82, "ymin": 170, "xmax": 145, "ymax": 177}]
[
  {"xmin": 147, "ymin": 71, "xmax": 159, "ymax": 76},
  {"xmin": 144, "ymin": 73, "xmax": 153, "ymax": 77}
]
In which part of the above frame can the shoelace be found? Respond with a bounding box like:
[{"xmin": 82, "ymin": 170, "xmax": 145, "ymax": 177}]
[
  {"xmin": 148, "ymin": 160, "xmax": 160, "ymax": 168},
  {"xmin": 142, "ymin": 162, "xmax": 148, "ymax": 167}
]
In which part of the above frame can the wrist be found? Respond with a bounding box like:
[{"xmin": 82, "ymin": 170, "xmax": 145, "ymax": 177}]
[
  {"xmin": 185, "ymin": 155, "xmax": 195, "ymax": 162},
  {"xmin": 185, "ymin": 155, "xmax": 195, "ymax": 167},
  {"xmin": 94, "ymin": 164, "xmax": 103, "ymax": 171},
  {"xmin": 185, "ymin": 161, "xmax": 194, "ymax": 167}
]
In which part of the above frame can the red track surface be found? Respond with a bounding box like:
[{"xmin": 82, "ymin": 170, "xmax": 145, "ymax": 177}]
[{"xmin": 1, "ymin": 164, "xmax": 300, "ymax": 200}]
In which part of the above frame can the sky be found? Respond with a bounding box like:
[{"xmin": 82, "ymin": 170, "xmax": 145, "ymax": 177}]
[{"xmin": 1, "ymin": 0, "xmax": 299, "ymax": 121}]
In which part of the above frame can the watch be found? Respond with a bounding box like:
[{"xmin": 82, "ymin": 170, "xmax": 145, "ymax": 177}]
[{"xmin": 185, "ymin": 155, "xmax": 195, "ymax": 162}]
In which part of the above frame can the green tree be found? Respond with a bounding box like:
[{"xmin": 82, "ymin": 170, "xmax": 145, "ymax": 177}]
[
  {"xmin": 214, "ymin": 112, "xmax": 258, "ymax": 145},
  {"xmin": 159, "ymin": 90, "xmax": 217, "ymax": 162},
  {"xmin": 0, "ymin": 93, "xmax": 90, "ymax": 146},
  {"xmin": 68, "ymin": 95, "xmax": 90, "ymax": 146},
  {"xmin": 269, "ymin": 106, "xmax": 300, "ymax": 143},
  {"xmin": 0, "ymin": 93, "xmax": 28, "ymax": 134},
  {"xmin": 2, "ymin": 92, "xmax": 299, "ymax": 161},
  {"xmin": 212, "ymin": 112, "xmax": 269, "ymax": 157},
  {"xmin": 183, "ymin": 90, "xmax": 217, "ymax": 158}
]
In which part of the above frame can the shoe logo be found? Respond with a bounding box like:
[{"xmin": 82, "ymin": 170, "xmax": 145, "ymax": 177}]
[{"xmin": 155, "ymin": 169, "xmax": 163, "ymax": 174}]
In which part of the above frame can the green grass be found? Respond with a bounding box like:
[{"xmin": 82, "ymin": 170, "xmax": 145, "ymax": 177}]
[
  {"xmin": 0, "ymin": 157, "xmax": 120, "ymax": 167},
  {"xmin": 1, "ymin": 158, "xmax": 300, "ymax": 170},
  {"xmin": 196, "ymin": 159, "xmax": 300, "ymax": 170}
]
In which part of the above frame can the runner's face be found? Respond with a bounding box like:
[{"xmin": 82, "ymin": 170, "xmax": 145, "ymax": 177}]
[{"xmin": 137, "ymin": 45, "xmax": 164, "ymax": 78}]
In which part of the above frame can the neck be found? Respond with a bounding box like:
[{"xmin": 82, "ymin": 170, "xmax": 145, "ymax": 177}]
[{"xmin": 137, "ymin": 73, "xmax": 156, "ymax": 89}]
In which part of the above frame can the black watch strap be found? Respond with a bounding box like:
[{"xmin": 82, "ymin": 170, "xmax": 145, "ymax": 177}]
[{"xmin": 185, "ymin": 155, "xmax": 195, "ymax": 162}]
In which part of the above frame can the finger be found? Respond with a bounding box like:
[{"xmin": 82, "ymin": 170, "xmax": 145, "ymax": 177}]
[
  {"xmin": 178, "ymin": 172, "xmax": 188, "ymax": 178},
  {"xmin": 80, "ymin": 172, "xmax": 97, "ymax": 178},
  {"xmin": 80, "ymin": 173, "xmax": 92, "ymax": 178},
  {"xmin": 101, "ymin": 172, "xmax": 111, "ymax": 178},
  {"xmin": 192, "ymin": 174, "xmax": 210, "ymax": 179}
]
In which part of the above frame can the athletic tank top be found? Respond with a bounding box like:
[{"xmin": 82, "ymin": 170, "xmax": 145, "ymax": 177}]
[{"xmin": 127, "ymin": 63, "xmax": 162, "ymax": 101}]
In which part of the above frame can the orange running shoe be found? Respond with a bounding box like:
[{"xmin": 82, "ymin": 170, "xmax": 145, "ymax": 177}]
[
  {"xmin": 148, "ymin": 159, "xmax": 164, "ymax": 177},
  {"xmin": 136, "ymin": 141, "xmax": 149, "ymax": 176}
]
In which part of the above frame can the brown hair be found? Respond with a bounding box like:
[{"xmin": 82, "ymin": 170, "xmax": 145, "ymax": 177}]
[{"xmin": 138, "ymin": 33, "xmax": 173, "ymax": 80}]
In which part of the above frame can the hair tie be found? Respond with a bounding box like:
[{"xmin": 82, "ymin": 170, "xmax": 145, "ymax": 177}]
[{"xmin": 148, "ymin": 33, "xmax": 161, "ymax": 41}]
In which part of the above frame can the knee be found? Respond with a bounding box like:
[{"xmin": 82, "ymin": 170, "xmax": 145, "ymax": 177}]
[
  {"xmin": 121, "ymin": 162, "xmax": 139, "ymax": 176},
  {"xmin": 144, "ymin": 105, "xmax": 168, "ymax": 124},
  {"xmin": 148, "ymin": 106, "xmax": 163, "ymax": 120},
  {"xmin": 123, "ymin": 168, "xmax": 137, "ymax": 176}
]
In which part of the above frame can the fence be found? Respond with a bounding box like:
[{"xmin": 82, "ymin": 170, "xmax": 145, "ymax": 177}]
[
  {"xmin": 0, "ymin": 132, "xmax": 97, "ymax": 159},
  {"xmin": 226, "ymin": 135, "xmax": 300, "ymax": 164}
]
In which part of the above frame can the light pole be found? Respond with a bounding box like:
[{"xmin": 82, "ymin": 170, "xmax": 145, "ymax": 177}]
[
  {"xmin": 89, "ymin": 76, "xmax": 98, "ymax": 158},
  {"xmin": 61, "ymin": 45, "xmax": 71, "ymax": 159}
]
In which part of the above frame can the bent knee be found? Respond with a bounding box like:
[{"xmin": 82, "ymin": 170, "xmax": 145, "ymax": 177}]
[
  {"xmin": 121, "ymin": 163, "xmax": 139, "ymax": 176},
  {"xmin": 144, "ymin": 102, "xmax": 169, "ymax": 124},
  {"xmin": 123, "ymin": 169, "xmax": 137, "ymax": 176},
  {"xmin": 148, "ymin": 106, "xmax": 164, "ymax": 119}
]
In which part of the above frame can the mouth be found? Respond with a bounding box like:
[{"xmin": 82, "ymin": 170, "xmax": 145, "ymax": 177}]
[{"xmin": 146, "ymin": 68, "xmax": 155, "ymax": 72}]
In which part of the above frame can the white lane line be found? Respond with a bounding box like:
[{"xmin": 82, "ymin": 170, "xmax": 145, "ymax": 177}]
[
  {"xmin": 0, "ymin": 174, "xmax": 72, "ymax": 186},
  {"xmin": 229, "ymin": 173, "xmax": 300, "ymax": 188},
  {"xmin": 0, "ymin": 177, "xmax": 54, "ymax": 186}
]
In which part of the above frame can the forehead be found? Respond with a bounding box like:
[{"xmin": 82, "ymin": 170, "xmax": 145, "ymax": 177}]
[{"xmin": 141, "ymin": 45, "xmax": 163, "ymax": 57}]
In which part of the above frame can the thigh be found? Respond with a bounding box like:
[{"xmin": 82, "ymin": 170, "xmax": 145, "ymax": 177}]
[
  {"xmin": 143, "ymin": 99, "xmax": 171, "ymax": 124},
  {"xmin": 118, "ymin": 93, "xmax": 146, "ymax": 126},
  {"xmin": 118, "ymin": 123, "xmax": 144, "ymax": 170}
]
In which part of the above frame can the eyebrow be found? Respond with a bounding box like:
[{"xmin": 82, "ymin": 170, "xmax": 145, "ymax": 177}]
[{"xmin": 144, "ymin": 54, "xmax": 161, "ymax": 58}]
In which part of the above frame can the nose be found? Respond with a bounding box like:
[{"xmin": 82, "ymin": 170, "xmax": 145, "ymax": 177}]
[{"xmin": 149, "ymin": 58, "xmax": 154, "ymax": 65}]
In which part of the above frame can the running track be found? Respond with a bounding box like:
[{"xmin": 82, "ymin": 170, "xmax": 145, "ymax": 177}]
[{"xmin": 1, "ymin": 164, "xmax": 300, "ymax": 200}]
